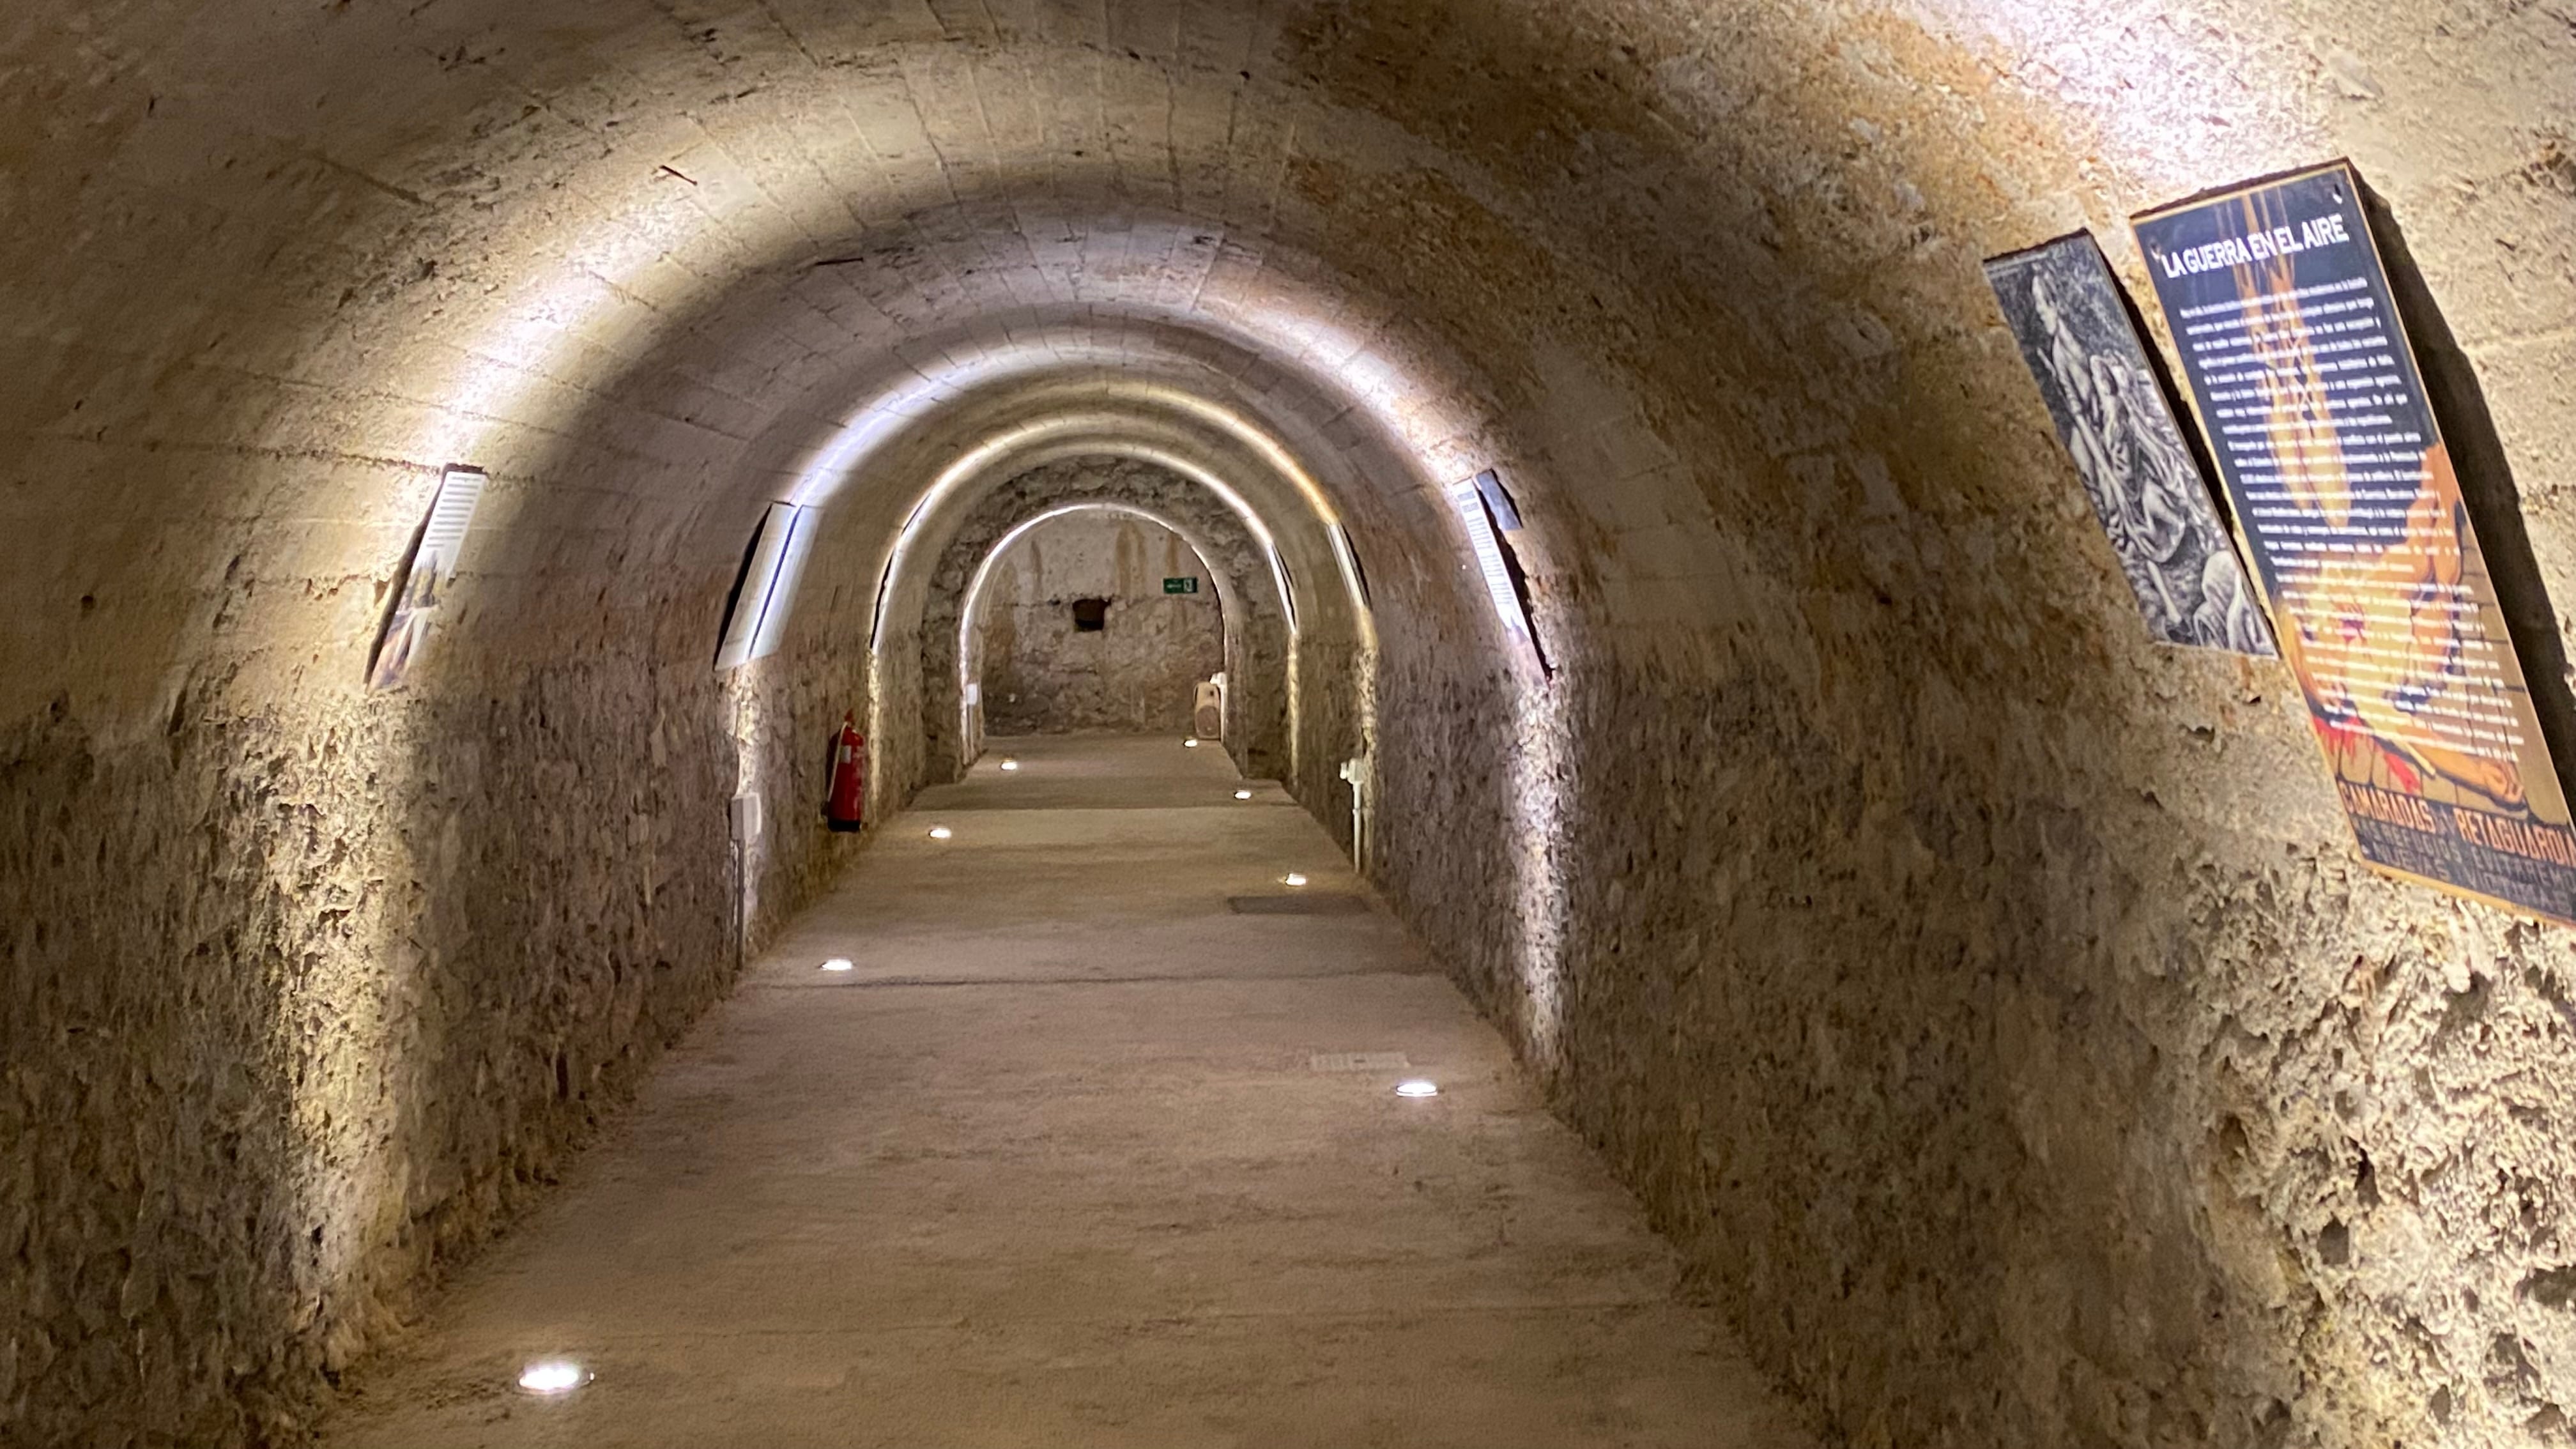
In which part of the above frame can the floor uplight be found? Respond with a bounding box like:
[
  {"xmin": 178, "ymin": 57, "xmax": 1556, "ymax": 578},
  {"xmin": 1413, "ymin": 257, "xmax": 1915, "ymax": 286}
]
[
  {"xmin": 1394, "ymin": 1080, "xmax": 1440, "ymax": 1099},
  {"xmin": 1000, "ymin": 759, "xmax": 1020, "ymax": 771},
  {"xmin": 518, "ymin": 1360, "xmax": 588, "ymax": 1395},
  {"xmin": 1184, "ymin": 738, "xmax": 1201, "ymax": 748},
  {"xmin": 1234, "ymin": 789, "xmax": 1253, "ymax": 800},
  {"xmin": 928, "ymin": 826, "xmax": 954, "ymax": 840},
  {"xmin": 821, "ymin": 958, "xmax": 854, "ymax": 973},
  {"xmin": 1282, "ymin": 873, "xmax": 1308, "ymax": 887}
]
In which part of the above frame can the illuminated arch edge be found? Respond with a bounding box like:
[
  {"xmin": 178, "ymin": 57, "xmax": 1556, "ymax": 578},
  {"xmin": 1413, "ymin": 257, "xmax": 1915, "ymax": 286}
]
[
  {"xmin": 852, "ymin": 420, "xmax": 1319, "ymax": 771},
  {"xmin": 951, "ymin": 500, "xmax": 1251, "ymax": 755},
  {"xmin": 765, "ymin": 329, "xmax": 1422, "ymax": 661},
  {"xmin": 865, "ymin": 418, "xmax": 1310, "ymax": 660}
]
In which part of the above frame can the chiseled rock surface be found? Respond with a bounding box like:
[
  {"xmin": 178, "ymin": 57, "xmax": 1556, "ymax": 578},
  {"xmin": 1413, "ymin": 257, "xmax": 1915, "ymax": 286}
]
[{"xmin": 1, "ymin": 643, "xmax": 742, "ymax": 1445}]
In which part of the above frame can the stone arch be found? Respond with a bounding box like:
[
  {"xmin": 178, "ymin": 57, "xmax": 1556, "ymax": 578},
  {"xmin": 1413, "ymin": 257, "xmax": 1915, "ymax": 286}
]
[{"xmin": 919, "ymin": 457, "xmax": 1292, "ymax": 783}]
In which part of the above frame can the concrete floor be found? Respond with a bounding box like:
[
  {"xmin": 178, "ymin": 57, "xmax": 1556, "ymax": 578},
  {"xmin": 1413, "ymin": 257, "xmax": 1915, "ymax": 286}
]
[{"xmin": 319, "ymin": 735, "xmax": 1814, "ymax": 1448}]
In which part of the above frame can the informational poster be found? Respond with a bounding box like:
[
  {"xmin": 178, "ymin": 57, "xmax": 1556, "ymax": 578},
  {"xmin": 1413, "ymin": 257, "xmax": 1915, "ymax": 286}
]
[
  {"xmin": 369, "ymin": 466, "xmax": 486, "ymax": 691},
  {"xmin": 1985, "ymin": 233, "xmax": 2273, "ymax": 655},
  {"xmin": 2134, "ymin": 161, "xmax": 2576, "ymax": 924}
]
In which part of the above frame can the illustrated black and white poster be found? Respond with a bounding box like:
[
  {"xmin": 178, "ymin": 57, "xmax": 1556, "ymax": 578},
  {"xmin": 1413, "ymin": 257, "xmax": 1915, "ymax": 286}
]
[
  {"xmin": 2134, "ymin": 160, "xmax": 2576, "ymax": 926},
  {"xmin": 1986, "ymin": 234, "xmax": 2274, "ymax": 656}
]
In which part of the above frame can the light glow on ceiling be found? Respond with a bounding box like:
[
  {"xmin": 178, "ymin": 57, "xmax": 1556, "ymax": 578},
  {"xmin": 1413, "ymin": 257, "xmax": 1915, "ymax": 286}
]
[{"xmin": 781, "ymin": 341, "xmax": 1416, "ymax": 548}]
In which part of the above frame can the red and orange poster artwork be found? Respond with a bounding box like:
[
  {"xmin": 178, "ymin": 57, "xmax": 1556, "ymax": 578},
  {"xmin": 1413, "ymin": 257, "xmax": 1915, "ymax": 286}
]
[{"xmin": 2135, "ymin": 161, "xmax": 2576, "ymax": 925}]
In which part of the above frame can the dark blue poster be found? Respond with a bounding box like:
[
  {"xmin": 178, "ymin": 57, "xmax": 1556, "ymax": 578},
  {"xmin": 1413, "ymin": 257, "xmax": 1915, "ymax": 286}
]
[{"xmin": 2133, "ymin": 161, "xmax": 2576, "ymax": 925}]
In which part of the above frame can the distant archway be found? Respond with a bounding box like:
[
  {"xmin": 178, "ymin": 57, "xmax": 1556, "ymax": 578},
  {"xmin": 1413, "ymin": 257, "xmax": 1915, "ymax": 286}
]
[{"xmin": 919, "ymin": 458, "xmax": 1292, "ymax": 783}]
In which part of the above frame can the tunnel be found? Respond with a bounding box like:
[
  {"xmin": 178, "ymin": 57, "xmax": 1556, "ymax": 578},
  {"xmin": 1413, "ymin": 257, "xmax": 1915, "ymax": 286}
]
[{"xmin": 4, "ymin": 2, "xmax": 2574, "ymax": 1446}]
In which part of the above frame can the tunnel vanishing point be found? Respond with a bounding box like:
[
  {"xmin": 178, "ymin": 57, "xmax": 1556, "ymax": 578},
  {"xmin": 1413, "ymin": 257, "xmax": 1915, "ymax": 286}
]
[{"xmin": 5, "ymin": 2, "xmax": 2576, "ymax": 1446}]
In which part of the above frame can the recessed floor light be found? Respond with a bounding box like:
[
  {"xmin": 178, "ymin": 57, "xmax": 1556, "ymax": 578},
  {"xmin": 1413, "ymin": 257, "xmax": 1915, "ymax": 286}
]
[
  {"xmin": 1282, "ymin": 873, "xmax": 1308, "ymax": 887},
  {"xmin": 821, "ymin": 958, "xmax": 854, "ymax": 973},
  {"xmin": 928, "ymin": 826, "xmax": 953, "ymax": 840},
  {"xmin": 1395, "ymin": 1080, "xmax": 1440, "ymax": 1099},
  {"xmin": 518, "ymin": 1360, "xmax": 588, "ymax": 1395},
  {"xmin": 1184, "ymin": 739, "xmax": 1201, "ymax": 748},
  {"xmin": 1000, "ymin": 759, "xmax": 1020, "ymax": 771},
  {"xmin": 1234, "ymin": 789, "xmax": 1253, "ymax": 800}
]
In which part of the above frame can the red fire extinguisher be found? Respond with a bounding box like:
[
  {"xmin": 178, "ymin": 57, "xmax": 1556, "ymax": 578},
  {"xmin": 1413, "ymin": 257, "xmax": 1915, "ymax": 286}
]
[{"xmin": 826, "ymin": 714, "xmax": 866, "ymax": 831}]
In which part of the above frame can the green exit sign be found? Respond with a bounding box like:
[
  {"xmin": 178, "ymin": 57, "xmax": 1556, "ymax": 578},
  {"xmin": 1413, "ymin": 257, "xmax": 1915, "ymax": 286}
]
[{"xmin": 1163, "ymin": 577, "xmax": 1199, "ymax": 595}]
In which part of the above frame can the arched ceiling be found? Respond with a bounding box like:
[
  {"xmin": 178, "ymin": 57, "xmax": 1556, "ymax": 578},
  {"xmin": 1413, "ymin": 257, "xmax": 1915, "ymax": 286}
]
[
  {"xmin": 19, "ymin": 0, "xmax": 2560, "ymax": 732},
  {"xmin": 831, "ymin": 372, "xmax": 1381, "ymax": 652},
  {"xmin": 0, "ymin": 0, "xmax": 2547, "ymax": 835},
  {"xmin": 958, "ymin": 500, "xmax": 1252, "ymax": 664},
  {"xmin": 9, "ymin": 4, "xmax": 1586, "ymax": 728}
]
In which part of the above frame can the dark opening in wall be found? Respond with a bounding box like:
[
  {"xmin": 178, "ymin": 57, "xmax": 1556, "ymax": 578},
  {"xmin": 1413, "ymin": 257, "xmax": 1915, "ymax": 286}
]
[{"xmin": 1070, "ymin": 597, "xmax": 1108, "ymax": 632}]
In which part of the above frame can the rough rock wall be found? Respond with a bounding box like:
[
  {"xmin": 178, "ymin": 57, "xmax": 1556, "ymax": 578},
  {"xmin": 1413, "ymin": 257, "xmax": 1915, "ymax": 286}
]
[
  {"xmin": 977, "ymin": 512, "xmax": 1224, "ymax": 737},
  {"xmin": 0, "ymin": 588, "xmax": 755, "ymax": 1446},
  {"xmin": 724, "ymin": 495, "xmax": 898, "ymax": 944},
  {"xmin": 1287, "ymin": 635, "xmax": 1373, "ymax": 859},
  {"xmin": 728, "ymin": 645, "xmax": 874, "ymax": 951},
  {"xmin": 1335, "ymin": 4, "xmax": 2576, "ymax": 1445}
]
